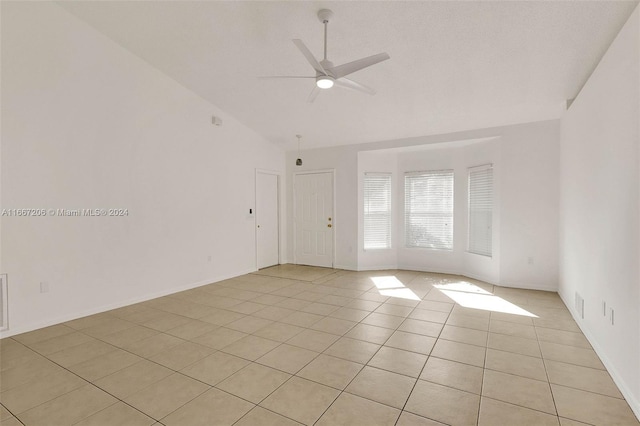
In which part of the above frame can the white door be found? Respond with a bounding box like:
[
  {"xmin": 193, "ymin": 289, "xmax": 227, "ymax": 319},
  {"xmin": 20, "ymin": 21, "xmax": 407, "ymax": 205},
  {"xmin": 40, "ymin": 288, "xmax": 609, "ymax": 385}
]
[
  {"xmin": 256, "ymin": 172, "xmax": 279, "ymax": 269},
  {"xmin": 294, "ymin": 171, "xmax": 334, "ymax": 267}
]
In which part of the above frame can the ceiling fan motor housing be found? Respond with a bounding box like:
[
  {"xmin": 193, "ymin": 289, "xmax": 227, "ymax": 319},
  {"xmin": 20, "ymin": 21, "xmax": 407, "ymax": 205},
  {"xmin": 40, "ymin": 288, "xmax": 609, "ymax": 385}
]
[{"xmin": 320, "ymin": 59, "xmax": 334, "ymax": 72}]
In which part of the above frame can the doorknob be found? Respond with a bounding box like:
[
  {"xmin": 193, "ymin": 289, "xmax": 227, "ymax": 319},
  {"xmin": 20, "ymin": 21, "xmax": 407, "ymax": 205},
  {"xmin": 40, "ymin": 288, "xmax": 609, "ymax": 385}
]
[
  {"xmin": 257, "ymin": 225, "xmax": 260, "ymax": 228},
  {"xmin": 327, "ymin": 224, "xmax": 332, "ymax": 228}
]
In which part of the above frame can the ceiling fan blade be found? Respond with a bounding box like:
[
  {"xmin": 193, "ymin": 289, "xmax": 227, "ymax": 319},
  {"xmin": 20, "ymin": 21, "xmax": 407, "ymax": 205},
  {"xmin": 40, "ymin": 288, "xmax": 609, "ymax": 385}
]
[
  {"xmin": 307, "ymin": 86, "xmax": 321, "ymax": 103},
  {"xmin": 330, "ymin": 53, "xmax": 390, "ymax": 79},
  {"xmin": 258, "ymin": 76, "xmax": 316, "ymax": 79},
  {"xmin": 293, "ymin": 39, "xmax": 327, "ymax": 75},
  {"xmin": 335, "ymin": 78, "xmax": 376, "ymax": 95}
]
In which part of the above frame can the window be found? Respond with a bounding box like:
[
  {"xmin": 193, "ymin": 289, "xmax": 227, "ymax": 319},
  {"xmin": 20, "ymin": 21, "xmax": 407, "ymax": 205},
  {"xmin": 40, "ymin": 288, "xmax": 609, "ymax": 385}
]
[
  {"xmin": 468, "ymin": 164, "xmax": 493, "ymax": 256},
  {"xmin": 404, "ymin": 170, "xmax": 454, "ymax": 250},
  {"xmin": 364, "ymin": 173, "xmax": 392, "ymax": 249}
]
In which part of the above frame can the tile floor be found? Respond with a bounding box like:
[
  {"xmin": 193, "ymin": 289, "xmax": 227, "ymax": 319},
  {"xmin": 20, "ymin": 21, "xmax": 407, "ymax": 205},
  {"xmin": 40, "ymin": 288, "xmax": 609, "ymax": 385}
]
[{"xmin": 1, "ymin": 265, "xmax": 639, "ymax": 425}]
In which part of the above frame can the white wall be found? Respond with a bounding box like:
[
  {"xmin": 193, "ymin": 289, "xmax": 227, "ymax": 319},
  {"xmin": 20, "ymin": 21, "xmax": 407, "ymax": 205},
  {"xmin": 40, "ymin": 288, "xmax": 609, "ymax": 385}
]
[
  {"xmin": 0, "ymin": 2, "xmax": 285, "ymax": 337},
  {"xmin": 286, "ymin": 120, "xmax": 559, "ymax": 291},
  {"xmin": 559, "ymin": 4, "xmax": 640, "ymax": 417},
  {"xmin": 498, "ymin": 122, "xmax": 560, "ymax": 291}
]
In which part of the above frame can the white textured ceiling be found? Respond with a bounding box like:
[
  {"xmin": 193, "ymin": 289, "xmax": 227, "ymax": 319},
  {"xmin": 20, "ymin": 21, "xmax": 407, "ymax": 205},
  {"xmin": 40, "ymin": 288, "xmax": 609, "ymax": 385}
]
[{"xmin": 58, "ymin": 1, "xmax": 638, "ymax": 150}]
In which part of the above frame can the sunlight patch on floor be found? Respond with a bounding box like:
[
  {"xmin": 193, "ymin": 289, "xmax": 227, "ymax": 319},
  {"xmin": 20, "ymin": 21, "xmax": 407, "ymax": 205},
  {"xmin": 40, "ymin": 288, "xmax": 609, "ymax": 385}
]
[
  {"xmin": 434, "ymin": 282, "xmax": 492, "ymax": 295},
  {"xmin": 379, "ymin": 287, "xmax": 421, "ymax": 300},
  {"xmin": 435, "ymin": 282, "xmax": 538, "ymax": 317},
  {"xmin": 371, "ymin": 276, "xmax": 421, "ymax": 300},
  {"xmin": 371, "ymin": 276, "xmax": 406, "ymax": 289}
]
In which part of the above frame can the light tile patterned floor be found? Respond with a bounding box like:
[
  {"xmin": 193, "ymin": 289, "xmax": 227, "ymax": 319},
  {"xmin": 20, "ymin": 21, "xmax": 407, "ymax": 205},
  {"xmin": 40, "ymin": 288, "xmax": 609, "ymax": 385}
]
[{"xmin": 1, "ymin": 265, "xmax": 639, "ymax": 425}]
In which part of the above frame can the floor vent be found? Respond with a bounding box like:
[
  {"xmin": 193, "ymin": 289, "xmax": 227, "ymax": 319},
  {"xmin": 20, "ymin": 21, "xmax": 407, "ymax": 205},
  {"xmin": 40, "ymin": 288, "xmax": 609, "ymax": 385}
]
[
  {"xmin": 575, "ymin": 291, "xmax": 584, "ymax": 319},
  {"xmin": 0, "ymin": 274, "xmax": 7, "ymax": 331}
]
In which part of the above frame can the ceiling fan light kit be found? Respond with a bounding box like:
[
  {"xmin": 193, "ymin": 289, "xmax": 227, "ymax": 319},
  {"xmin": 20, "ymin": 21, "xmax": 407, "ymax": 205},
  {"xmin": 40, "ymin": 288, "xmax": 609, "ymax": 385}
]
[
  {"xmin": 316, "ymin": 76, "xmax": 334, "ymax": 89},
  {"xmin": 263, "ymin": 9, "xmax": 390, "ymax": 102}
]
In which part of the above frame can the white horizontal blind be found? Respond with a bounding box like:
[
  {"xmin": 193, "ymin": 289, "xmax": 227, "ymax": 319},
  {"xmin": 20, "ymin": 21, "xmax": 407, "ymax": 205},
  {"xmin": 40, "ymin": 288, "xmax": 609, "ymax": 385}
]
[
  {"xmin": 404, "ymin": 170, "xmax": 454, "ymax": 250},
  {"xmin": 364, "ymin": 173, "xmax": 392, "ymax": 249},
  {"xmin": 468, "ymin": 164, "xmax": 493, "ymax": 256}
]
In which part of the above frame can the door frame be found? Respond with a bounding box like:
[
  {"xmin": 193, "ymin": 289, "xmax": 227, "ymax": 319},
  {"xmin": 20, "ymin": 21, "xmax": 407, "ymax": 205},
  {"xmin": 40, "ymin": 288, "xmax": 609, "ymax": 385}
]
[
  {"xmin": 293, "ymin": 169, "xmax": 336, "ymax": 268},
  {"xmin": 255, "ymin": 169, "xmax": 283, "ymax": 271}
]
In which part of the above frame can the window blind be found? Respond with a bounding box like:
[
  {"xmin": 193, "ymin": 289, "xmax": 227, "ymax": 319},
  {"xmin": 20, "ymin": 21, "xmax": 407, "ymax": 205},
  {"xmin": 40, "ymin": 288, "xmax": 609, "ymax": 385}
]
[
  {"xmin": 364, "ymin": 173, "xmax": 392, "ymax": 249},
  {"xmin": 404, "ymin": 170, "xmax": 454, "ymax": 250},
  {"xmin": 468, "ymin": 164, "xmax": 493, "ymax": 257}
]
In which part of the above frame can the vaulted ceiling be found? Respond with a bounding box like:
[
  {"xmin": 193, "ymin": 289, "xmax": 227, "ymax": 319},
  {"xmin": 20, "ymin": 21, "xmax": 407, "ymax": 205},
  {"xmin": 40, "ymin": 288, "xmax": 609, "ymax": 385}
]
[{"xmin": 58, "ymin": 1, "xmax": 638, "ymax": 150}]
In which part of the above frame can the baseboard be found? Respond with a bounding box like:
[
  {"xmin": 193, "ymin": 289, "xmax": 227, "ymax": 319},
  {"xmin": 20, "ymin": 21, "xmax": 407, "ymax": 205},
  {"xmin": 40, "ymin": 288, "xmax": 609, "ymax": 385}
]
[
  {"xmin": 496, "ymin": 280, "xmax": 558, "ymax": 293},
  {"xmin": 333, "ymin": 264, "xmax": 357, "ymax": 271},
  {"xmin": 396, "ymin": 264, "xmax": 462, "ymax": 276},
  {"xmin": 460, "ymin": 271, "xmax": 499, "ymax": 287},
  {"xmin": 395, "ymin": 264, "xmax": 558, "ymax": 293},
  {"xmin": 0, "ymin": 268, "xmax": 254, "ymax": 339},
  {"xmin": 558, "ymin": 291, "xmax": 640, "ymax": 422},
  {"xmin": 355, "ymin": 265, "xmax": 399, "ymax": 272}
]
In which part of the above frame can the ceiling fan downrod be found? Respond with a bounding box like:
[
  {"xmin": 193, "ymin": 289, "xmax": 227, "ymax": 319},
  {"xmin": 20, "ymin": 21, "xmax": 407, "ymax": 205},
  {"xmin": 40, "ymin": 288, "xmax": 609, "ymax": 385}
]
[{"xmin": 318, "ymin": 9, "xmax": 334, "ymax": 61}]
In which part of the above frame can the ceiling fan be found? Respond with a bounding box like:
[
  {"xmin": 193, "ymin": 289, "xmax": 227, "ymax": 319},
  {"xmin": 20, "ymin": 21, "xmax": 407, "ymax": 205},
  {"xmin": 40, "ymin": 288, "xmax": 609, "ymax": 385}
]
[{"xmin": 263, "ymin": 9, "xmax": 390, "ymax": 103}]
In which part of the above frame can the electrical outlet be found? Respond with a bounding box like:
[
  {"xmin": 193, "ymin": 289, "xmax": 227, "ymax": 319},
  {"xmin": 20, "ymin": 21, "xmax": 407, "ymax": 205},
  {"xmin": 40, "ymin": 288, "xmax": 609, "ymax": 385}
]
[{"xmin": 40, "ymin": 282, "xmax": 49, "ymax": 293}]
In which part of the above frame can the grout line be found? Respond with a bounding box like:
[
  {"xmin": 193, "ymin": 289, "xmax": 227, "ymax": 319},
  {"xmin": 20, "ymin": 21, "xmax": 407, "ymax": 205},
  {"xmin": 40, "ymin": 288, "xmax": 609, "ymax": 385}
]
[
  {"xmin": 4, "ymin": 268, "xmax": 634, "ymax": 426},
  {"xmin": 3, "ymin": 339, "xmax": 158, "ymax": 425},
  {"xmin": 0, "ymin": 401, "xmax": 25, "ymax": 426},
  {"xmin": 393, "ymin": 286, "xmax": 454, "ymax": 426},
  {"xmin": 534, "ymin": 317, "xmax": 561, "ymax": 420}
]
